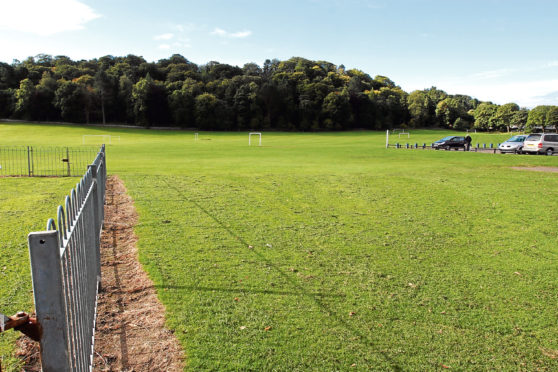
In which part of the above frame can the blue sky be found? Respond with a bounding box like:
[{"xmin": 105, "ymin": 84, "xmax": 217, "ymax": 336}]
[{"xmin": 1, "ymin": 0, "xmax": 558, "ymax": 107}]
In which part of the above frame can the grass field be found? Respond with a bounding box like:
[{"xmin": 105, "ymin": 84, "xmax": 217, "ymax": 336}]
[
  {"xmin": 1, "ymin": 123, "xmax": 558, "ymax": 370},
  {"xmin": 0, "ymin": 177, "xmax": 78, "ymax": 370}
]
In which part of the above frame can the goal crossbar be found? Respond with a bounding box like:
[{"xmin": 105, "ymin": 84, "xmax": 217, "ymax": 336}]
[{"xmin": 248, "ymin": 132, "xmax": 262, "ymax": 146}]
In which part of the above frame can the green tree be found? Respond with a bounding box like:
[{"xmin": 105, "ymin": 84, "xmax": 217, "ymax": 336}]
[
  {"xmin": 372, "ymin": 75, "xmax": 396, "ymax": 89},
  {"xmin": 0, "ymin": 89, "xmax": 15, "ymax": 117},
  {"xmin": 234, "ymin": 81, "xmax": 261, "ymax": 130},
  {"xmin": 545, "ymin": 106, "xmax": 558, "ymax": 129},
  {"xmin": 195, "ymin": 93, "xmax": 219, "ymax": 130},
  {"xmin": 54, "ymin": 80, "xmax": 87, "ymax": 122},
  {"xmin": 407, "ymin": 90, "xmax": 433, "ymax": 127},
  {"xmin": 472, "ymin": 102, "xmax": 498, "ymax": 130},
  {"xmin": 321, "ymin": 89, "xmax": 351, "ymax": 130},
  {"xmin": 436, "ymin": 97, "xmax": 472, "ymax": 129},
  {"xmin": 368, "ymin": 87, "xmax": 408, "ymax": 129},
  {"xmin": 168, "ymin": 78, "xmax": 203, "ymax": 127},
  {"xmin": 511, "ymin": 108, "xmax": 528, "ymax": 130},
  {"xmin": 242, "ymin": 63, "xmax": 262, "ymax": 77},
  {"xmin": 118, "ymin": 75, "xmax": 134, "ymax": 123},
  {"xmin": 35, "ymin": 72, "xmax": 59, "ymax": 121},
  {"xmin": 131, "ymin": 75, "xmax": 169, "ymax": 127},
  {"xmin": 14, "ymin": 78, "xmax": 35, "ymax": 119},
  {"xmin": 424, "ymin": 87, "xmax": 448, "ymax": 106},
  {"xmin": 526, "ymin": 106, "xmax": 549, "ymax": 132},
  {"xmin": 298, "ymin": 81, "xmax": 332, "ymax": 130},
  {"xmin": 75, "ymin": 74, "xmax": 95, "ymax": 123},
  {"xmin": 94, "ymin": 69, "xmax": 113, "ymax": 124},
  {"xmin": 0, "ymin": 62, "xmax": 17, "ymax": 89},
  {"xmin": 492, "ymin": 103, "xmax": 519, "ymax": 131}
]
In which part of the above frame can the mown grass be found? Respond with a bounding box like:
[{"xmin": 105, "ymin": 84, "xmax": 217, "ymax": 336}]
[
  {"xmin": 1, "ymin": 122, "xmax": 557, "ymax": 370},
  {"xmin": 0, "ymin": 177, "xmax": 78, "ymax": 371}
]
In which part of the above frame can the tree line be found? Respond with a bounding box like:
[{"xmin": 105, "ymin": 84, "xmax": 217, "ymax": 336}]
[{"xmin": 1, "ymin": 53, "xmax": 557, "ymax": 132}]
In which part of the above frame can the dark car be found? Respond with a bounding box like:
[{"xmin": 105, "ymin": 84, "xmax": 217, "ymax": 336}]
[{"xmin": 432, "ymin": 136, "xmax": 466, "ymax": 150}]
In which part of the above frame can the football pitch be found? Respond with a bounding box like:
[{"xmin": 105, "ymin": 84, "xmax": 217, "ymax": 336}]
[{"xmin": 1, "ymin": 123, "xmax": 558, "ymax": 370}]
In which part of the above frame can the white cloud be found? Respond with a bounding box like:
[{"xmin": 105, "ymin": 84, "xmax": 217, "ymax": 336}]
[
  {"xmin": 0, "ymin": 0, "xmax": 100, "ymax": 36},
  {"xmin": 403, "ymin": 60, "xmax": 558, "ymax": 108},
  {"xmin": 435, "ymin": 79, "xmax": 558, "ymax": 108},
  {"xmin": 211, "ymin": 27, "xmax": 252, "ymax": 39},
  {"xmin": 158, "ymin": 44, "xmax": 171, "ymax": 50},
  {"xmin": 211, "ymin": 28, "xmax": 227, "ymax": 37},
  {"xmin": 154, "ymin": 33, "xmax": 174, "ymax": 41},
  {"xmin": 230, "ymin": 30, "xmax": 252, "ymax": 38},
  {"xmin": 469, "ymin": 68, "xmax": 516, "ymax": 80}
]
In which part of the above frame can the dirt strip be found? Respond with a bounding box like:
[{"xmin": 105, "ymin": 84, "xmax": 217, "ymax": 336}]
[
  {"xmin": 511, "ymin": 166, "xmax": 558, "ymax": 173},
  {"xmin": 13, "ymin": 176, "xmax": 184, "ymax": 371},
  {"xmin": 93, "ymin": 175, "xmax": 185, "ymax": 371}
]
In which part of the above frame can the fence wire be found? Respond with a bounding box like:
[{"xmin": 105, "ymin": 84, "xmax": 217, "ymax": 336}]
[{"xmin": 0, "ymin": 146, "xmax": 99, "ymax": 177}]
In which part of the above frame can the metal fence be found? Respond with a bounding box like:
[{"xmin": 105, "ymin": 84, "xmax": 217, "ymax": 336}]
[
  {"xmin": 0, "ymin": 146, "xmax": 99, "ymax": 177},
  {"xmin": 387, "ymin": 142, "xmax": 501, "ymax": 154},
  {"xmin": 27, "ymin": 145, "xmax": 106, "ymax": 372}
]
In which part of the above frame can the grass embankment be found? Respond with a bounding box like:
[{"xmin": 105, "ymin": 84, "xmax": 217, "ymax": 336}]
[{"xmin": 1, "ymin": 123, "xmax": 557, "ymax": 370}]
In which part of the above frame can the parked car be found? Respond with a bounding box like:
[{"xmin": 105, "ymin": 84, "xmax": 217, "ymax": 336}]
[
  {"xmin": 522, "ymin": 133, "xmax": 558, "ymax": 155},
  {"xmin": 432, "ymin": 136, "xmax": 466, "ymax": 150},
  {"xmin": 498, "ymin": 135, "xmax": 527, "ymax": 154}
]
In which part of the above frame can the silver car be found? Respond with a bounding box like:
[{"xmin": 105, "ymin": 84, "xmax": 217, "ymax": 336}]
[
  {"xmin": 498, "ymin": 135, "xmax": 527, "ymax": 154},
  {"xmin": 522, "ymin": 133, "xmax": 558, "ymax": 155}
]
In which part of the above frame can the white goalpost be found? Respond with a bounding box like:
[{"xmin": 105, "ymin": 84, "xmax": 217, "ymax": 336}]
[
  {"xmin": 249, "ymin": 132, "xmax": 262, "ymax": 146},
  {"xmin": 387, "ymin": 129, "xmax": 411, "ymax": 147},
  {"xmin": 82, "ymin": 135, "xmax": 120, "ymax": 145},
  {"xmin": 389, "ymin": 129, "xmax": 410, "ymax": 139}
]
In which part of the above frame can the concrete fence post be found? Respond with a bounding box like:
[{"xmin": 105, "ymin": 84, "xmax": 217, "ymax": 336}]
[{"xmin": 28, "ymin": 231, "xmax": 71, "ymax": 372}]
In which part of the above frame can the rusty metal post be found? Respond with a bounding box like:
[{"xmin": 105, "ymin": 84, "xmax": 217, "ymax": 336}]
[{"xmin": 28, "ymin": 231, "xmax": 71, "ymax": 372}]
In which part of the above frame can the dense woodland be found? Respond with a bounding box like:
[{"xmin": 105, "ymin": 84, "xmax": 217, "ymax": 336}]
[{"xmin": 1, "ymin": 54, "xmax": 557, "ymax": 131}]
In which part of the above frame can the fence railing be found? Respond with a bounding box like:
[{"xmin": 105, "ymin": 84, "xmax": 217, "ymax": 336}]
[
  {"xmin": 27, "ymin": 145, "xmax": 106, "ymax": 372},
  {"xmin": 0, "ymin": 146, "xmax": 99, "ymax": 177},
  {"xmin": 387, "ymin": 142, "xmax": 501, "ymax": 153}
]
